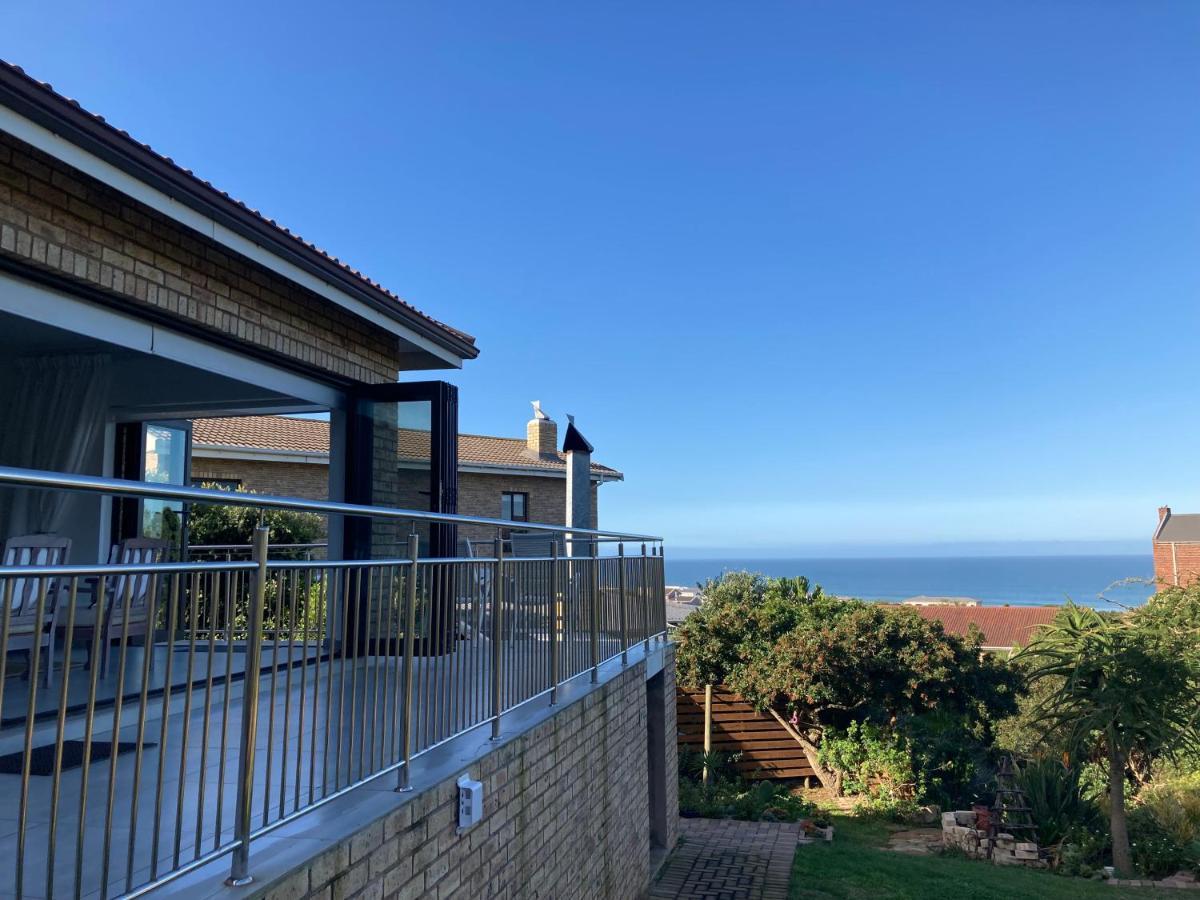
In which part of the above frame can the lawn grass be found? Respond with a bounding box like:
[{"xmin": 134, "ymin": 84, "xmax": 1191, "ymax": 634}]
[{"xmin": 789, "ymin": 815, "xmax": 1149, "ymax": 899}]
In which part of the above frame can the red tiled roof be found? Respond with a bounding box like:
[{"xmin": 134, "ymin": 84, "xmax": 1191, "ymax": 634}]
[
  {"xmin": 0, "ymin": 60, "xmax": 476, "ymax": 355},
  {"xmin": 193, "ymin": 416, "xmax": 623, "ymax": 479},
  {"xmin": 902, "ymin": 605, "xmax": 1060, "ymax": 650}
]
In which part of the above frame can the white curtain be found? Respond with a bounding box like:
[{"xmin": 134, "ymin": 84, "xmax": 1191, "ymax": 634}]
[{"xmin": 0, "ymin": 353, "xmax": 112, "ymax": 536}]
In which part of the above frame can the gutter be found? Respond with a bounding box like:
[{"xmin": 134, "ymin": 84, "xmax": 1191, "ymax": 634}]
[{"xmin": 194, "ymin": 445, "xmax": 623, "ymax": 484}]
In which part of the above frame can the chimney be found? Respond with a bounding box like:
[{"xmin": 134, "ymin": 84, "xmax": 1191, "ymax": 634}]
[
  {"xmin": 526, "ymin": 401, "xmax": 557, "ymax": 457},
  {"xmin": 563, "ymin": 414, "xmax": 594, "ymax": 556},
  {"xmin": 1160, "ymin": 506, "xmax": 1172, "ymax": 523}
]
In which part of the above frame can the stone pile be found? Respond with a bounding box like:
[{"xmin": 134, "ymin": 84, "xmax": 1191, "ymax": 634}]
[{"xmin": 940, "ymin": 811, "xmax": 1045, "ymax": 868}]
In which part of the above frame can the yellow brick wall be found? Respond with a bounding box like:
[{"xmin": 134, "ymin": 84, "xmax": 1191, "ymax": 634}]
[
  {"xmin": 243, "ymin": 654, "xmax": 674, "ymax": 900},
  {"xmin": 0, "ymin": 131, "xmax": 406, "ymax": 384}
]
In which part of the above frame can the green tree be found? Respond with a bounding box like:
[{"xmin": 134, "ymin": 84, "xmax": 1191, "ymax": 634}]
[
  {"xmin": 675, "ymin": 571, "xmax": 1020, "ymax": 799},
  {"xmin": 1016, "ymin": 602, "xmax": 1200, "ymax": 876}
]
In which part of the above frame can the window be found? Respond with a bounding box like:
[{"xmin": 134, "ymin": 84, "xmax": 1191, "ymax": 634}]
[{"xmin": 501, "ymin": 491, "xmax": 528, "ymax": 522}]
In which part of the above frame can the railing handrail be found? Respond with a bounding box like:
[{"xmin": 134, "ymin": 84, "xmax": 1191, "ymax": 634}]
[
  {"xmin": 0, "ymin": 560, "xmax": 259, "ymax": 577},
  {"xmin": 189, "ymin": 542, "xmax": 328, "ymax": 550},
  {"xmin": 0, "ymin": 465, "xmax": 663, "ymax": 542}
]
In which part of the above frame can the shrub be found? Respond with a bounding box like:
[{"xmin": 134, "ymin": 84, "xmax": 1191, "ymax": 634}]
[
  {"xmin": 1138, "ymin": 771, "xmax": 1200, "ymax": 850},
  {"xmin": 851, "ymin": 794, "xmax": 923, "ymax": 823},
  {"xmin": 1057, "ymin": 824, "xmax": 1109, "ymax": 878},
  {"xmin": 677, "ymin": 747, "xmax": 816, "ymax": 822},
  {"xmin": 819, "ymin": 721, "xmax": 915, "ymax": 798},
  {"xmin": 1127, "ymin": 804, "xmax": 1199, "ymax": 879},
  {"xmin": 189, "ymin": 485, "xmax": 325, "ymax": 547},
  {"xmin": 1015, "ymin": 757, "xmax": 1101, "ymax": 851}
]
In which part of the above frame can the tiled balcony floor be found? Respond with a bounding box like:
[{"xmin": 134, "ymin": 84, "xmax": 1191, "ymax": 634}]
[{"xmin": 0, "ymin": 631, "xmax": 620, "ymax": 899}]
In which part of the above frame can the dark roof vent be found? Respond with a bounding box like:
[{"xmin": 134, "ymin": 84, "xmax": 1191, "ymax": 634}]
[{"xmin": 562, "ymin": 414, "xmax": 594, "ymax": 453}]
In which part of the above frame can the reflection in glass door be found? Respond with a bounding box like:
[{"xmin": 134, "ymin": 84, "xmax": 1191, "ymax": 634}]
[
  {"xmin": 142, "ymin": 423, "xmax": 189, "ymax": 549},
  {"xmin": 112, "ymin": 420, "xmax": 192, "ymax": 559}
]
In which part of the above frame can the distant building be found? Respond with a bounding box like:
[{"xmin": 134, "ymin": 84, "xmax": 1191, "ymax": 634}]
[
  {"xmin": 902, "ymin": 604, "xmax": 1059, "ymax": 655},
  {"xmin": 664, "ymin": 585, "xmax": 703, "ymax": 627},
  {"xmin": 901, "ymin": 596, "xmax": 980, "ymax": 607},
  {"xmin": 192, "ymin": 408, "xmax": 623, "ymax": 541},
  {"xmin": 1153, "ymin": 505, "xmax": 1200, "ymax": 590}
]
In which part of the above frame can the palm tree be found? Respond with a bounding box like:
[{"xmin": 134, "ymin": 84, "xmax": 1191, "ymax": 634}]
[{"xmin": 1016, "ymin": 603, "xmax": 1200, "ymax": 876}]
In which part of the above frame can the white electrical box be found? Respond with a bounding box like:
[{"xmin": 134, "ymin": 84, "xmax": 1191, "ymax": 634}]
[{"xmin": 457, "ymin": 774, "xmax": 483, "ymax": 832}]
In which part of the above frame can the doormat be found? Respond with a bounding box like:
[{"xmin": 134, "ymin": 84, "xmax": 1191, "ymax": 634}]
[{"xmin": 0, "ymin": 740, "xmax": 155, "ymax": 776}]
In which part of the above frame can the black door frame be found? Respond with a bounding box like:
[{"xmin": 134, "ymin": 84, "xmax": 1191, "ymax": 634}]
[{"xmin": 343, "ymin": 380, "xmax": 459, "ymax": 559}]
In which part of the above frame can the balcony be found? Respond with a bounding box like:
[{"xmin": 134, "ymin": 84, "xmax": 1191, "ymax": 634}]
[{"xmin": 0, "ymin": 467, "xmax": 666, "ymax": 899}]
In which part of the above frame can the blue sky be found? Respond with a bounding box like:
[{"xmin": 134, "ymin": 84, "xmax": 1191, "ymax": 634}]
[{"xmin": 6, "ymin": 2, "xmax": 1199, "ymax": 554}]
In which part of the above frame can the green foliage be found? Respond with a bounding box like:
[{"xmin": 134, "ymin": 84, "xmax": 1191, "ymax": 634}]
[
  {"xmin": 1135, "ymin": 771, "xmax": 1200, "ymax": 864},
  {"xmin": 849, "ymin": 794, "xmax": 923, "ymax": 823},
  {"xmin": 819, "ymin": 721, "xmax": 914, "ymax": 798},
  {"xmin": 676, "ymin": 571, "xmax": 1021, "ymax": 807},
  {"xmin": 994, "ymin": 671, "xmax": 1073, "ymax": 761},
  {"xmin": 1015, "ymin": 757, "xmax": 1102, "ymax": 850},
  {"xmin": 1127, "ymin": 804, "xmax": 1200, "ymax": 879},
  {"xmin": 1017, "ymin": 600, "xmax": 1200, "ymax": 874},
  {"xmin": 677, "ymin": 747, "xmax": 816, "ymax": 822},
  {"xmin": 189, "ymin": 484, "xmax": 325, "ymax": 547},
  {"xmin": 1057, "ymin": 824, "xmax": 1110, "ymax": 878}
]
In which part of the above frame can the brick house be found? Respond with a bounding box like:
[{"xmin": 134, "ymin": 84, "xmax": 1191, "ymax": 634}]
[
  {"xmin": 1153, "ymin": 505, "xmax": 1200, "ymax": 589},
  {"xmin": 190, "ymin": 407, "xmax": 622, "ymax": 542},
  {"xmin": 0, "ymin": 60, "xmax": 673, "ymax": 900}
]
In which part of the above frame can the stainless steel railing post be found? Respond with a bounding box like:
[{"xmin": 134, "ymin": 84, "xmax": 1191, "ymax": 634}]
[
  {"xmin": 641, "ymin": 542, "xmax": 651, "ymax": 651},
  {"xmin": 397, "ymin": 533, "xmax": 419, "ymax": 791},
  {"xmin": 226, "ymin": 526, "xmax": 268, "ymax": 886},
  {"xmin": 590, "ymin": 539, "xmax": 600, "ymax": 683},
  {"xmin": 618, "ymin": 543, "xmax": 628, "ymax": 667},
  {"xmin": 550, "ymin": 542, "xmax": 561, "ymax": 705},
  {"xmin": 491, "ymin": 535, "xmax": 505, "ymax": 739}
]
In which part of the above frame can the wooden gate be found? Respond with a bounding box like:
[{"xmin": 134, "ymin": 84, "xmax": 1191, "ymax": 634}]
[{"xmin": 676, "ymin": 685, "xmax": 815, "ymax": 781}]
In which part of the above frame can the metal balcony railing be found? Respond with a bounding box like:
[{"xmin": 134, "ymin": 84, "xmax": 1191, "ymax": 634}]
[{"xmin": 0, "ymin": 466, "xmax": 666, "ymax": 899}]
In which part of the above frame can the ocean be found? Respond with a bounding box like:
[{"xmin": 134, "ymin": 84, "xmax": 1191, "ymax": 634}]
[{"xmin": 664, "ymin": 554, "xmax": 1155, "ymax": 608}]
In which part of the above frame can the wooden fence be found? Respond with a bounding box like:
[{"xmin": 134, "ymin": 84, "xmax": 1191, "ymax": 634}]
[{"xmin": 676, "ymin": 684, "xmax": 816, "ymax": 781}]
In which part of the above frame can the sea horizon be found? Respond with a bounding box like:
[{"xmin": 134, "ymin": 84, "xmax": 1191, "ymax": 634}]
[{"xmin": 664, "ymin": 552, "xmax": 1155, "ymax": 609}]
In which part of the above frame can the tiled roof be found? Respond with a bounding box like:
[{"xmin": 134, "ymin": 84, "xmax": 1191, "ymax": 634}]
[
  {"xmin": 399, "ymin": 430, "xmax": 621, "ymax": 478},
  {"xmin": 1157, "ymin": 513, "xmax": 1200, "ymax": 543},
  {"xmin": 193, "ymin": 416, "xmax": 623, "ymax": 479},
  {"xmin": 0, "ymin": 60, "xmax": 476, "ymax": 355},
  {"xmin": 193, "ymin": 416, "xmax": 329, "ymax": 454},
  {"xmin": 901, "ymin": 604, "xmax": 1060, "ymax": 650}
]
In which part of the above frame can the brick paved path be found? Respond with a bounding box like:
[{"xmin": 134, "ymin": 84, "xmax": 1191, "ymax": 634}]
[{"xmin": 650, "ymin": 818, "xmax": 807, "ymax": 900}]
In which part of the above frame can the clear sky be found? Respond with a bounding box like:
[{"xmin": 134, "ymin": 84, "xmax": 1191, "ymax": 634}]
[{"xmin": 6, "ymin": 2, "xmax": 1199, "ymax": 554}]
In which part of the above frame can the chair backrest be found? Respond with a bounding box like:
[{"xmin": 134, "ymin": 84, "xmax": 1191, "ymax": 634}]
[
  {"xmin": 508, "ymin": 533, "xmax": 565, "ymax": 558},
  {"xmin": 109, "ymin": 537, "xmax": 170, "ymax": 613},
  {"xmin": 2, "ymin": 534, "xmax": 72, "ymax": 616}
]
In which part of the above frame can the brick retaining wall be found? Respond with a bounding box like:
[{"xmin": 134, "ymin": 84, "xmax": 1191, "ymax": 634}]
[{"xmin": 249, "ymin": 650, "xmax": 677, "ymax": 900}]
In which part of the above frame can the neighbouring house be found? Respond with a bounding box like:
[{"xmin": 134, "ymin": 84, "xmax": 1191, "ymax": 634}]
[
  {"xmin": 1153, "ymin": 505, "xmax": 1200, "ymax": 590},
  {"xmin": 905, "ymin": 604, "xmax": 1060, "ymax": 655},
  {"xmin": 0, "ymin": 59, "xmax": 672, "ymax": 900},
  {"xmin": 190, "ymin": 406, "xmax": 623, "ymax": 542}
]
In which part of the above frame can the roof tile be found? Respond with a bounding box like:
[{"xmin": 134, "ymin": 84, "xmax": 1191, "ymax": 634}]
[
  {"xmin": 898, "ymin": 604, "xmax": 1060, "ymax": 650},
  {"xmin": 0, "ymin": 59, "xmax": 475, "ymax": 350},
  {"xmin": 193, "ymin": 416, "xmax": 622, "ymax": 478}
]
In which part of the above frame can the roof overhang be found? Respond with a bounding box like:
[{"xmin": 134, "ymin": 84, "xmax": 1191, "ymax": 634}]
[
  {"xmin": 192, "ymin": 445, "xmax": 330, "ymax": 466},
  {"xmin": 193, "ymin": 444, "xmax": 623, "ymax": 484},
  {"xmin": 0, "ymin": 66, "xmax": 478, "ymax": 371}
]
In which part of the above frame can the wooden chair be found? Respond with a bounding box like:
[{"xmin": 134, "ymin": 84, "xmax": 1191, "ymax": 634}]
[
  {"xmin": 1, "ymin": 534, "xmax": 72, "ymax": 687},
  {"xmin": 75, "ymin": 537, "xmax": 169, "ymax": 678}
]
